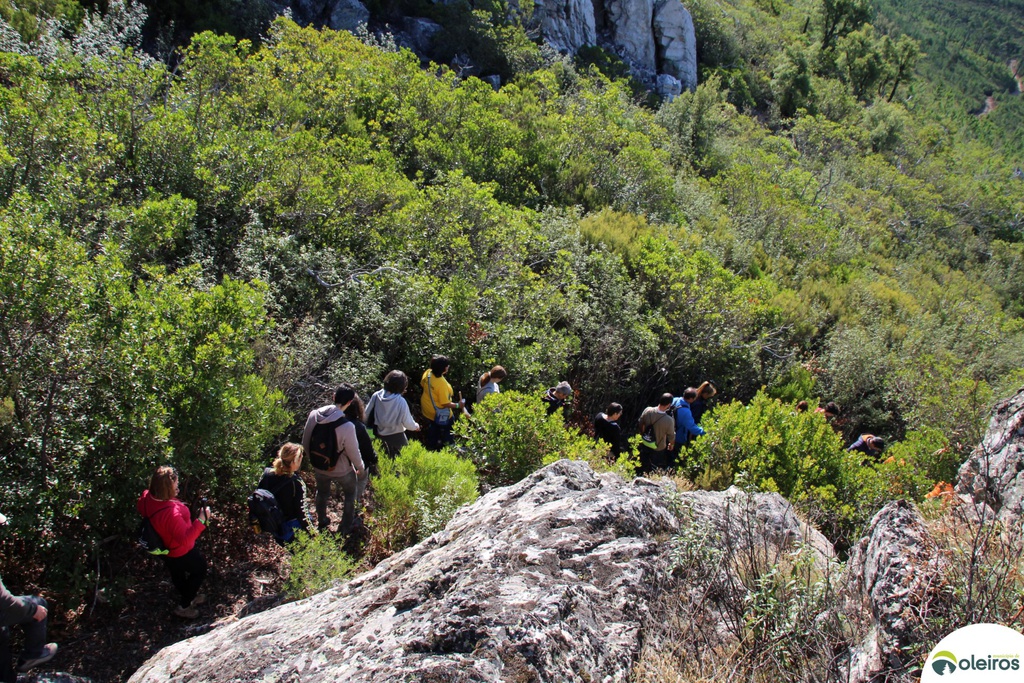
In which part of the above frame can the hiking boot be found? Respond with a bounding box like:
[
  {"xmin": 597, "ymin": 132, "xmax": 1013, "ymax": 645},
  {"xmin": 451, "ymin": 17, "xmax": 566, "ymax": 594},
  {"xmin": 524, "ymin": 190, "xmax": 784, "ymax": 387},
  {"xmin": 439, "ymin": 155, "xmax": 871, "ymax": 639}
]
[
  {"xmin": 190, "ymin": 593, "xmax": 207, "ymax": 607},
  {"xmin": 173, "ymin": 605, "xmax": 199, "ymax": 619},
  {"xmin": 16, "ymin": 643, "xmax": 58, "ymax": 673}
]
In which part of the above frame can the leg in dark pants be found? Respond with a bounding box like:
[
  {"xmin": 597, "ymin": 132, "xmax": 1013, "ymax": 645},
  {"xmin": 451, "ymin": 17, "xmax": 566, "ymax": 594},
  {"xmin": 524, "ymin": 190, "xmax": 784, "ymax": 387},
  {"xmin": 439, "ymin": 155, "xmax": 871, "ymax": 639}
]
[
  {"xmin": 0, "ymin": 595, "xmax": 49, "ymax": 681},
  {"xmin": 163, "ymin": 549, "xmax": 207, "ymax": 608},
  {"xmin": 0, "ymin": 625, "xmax": 13, "ymax": 683},
  {"xmin": 639, "ymin": 448, "xmax": 670, "ymax": 475},
  {"xmin": 379, "ymin": 431, "xmax": 408, "ymax": 458}
]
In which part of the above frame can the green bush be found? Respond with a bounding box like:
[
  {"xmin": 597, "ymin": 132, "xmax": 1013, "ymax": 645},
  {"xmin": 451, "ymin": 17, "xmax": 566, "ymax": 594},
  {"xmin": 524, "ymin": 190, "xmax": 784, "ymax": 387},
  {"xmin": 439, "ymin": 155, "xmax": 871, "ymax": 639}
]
[
  {"xmin": 454, "ymin": 390, "xmax": 598, "ymax": 486},
  {"xmin": 689, "ymin": 391, "xmax": 867, "ymax": 542},
  {"xmin": 283, "ymin": 530, "xmax": 356, "ymax": 600},
  {"xmin": 860, "ymin": 427, "xmax": 954, "ymax": 504},
  {"xmin": 367, "ymin": 441, "xmax": 479, "ymax": 556}
]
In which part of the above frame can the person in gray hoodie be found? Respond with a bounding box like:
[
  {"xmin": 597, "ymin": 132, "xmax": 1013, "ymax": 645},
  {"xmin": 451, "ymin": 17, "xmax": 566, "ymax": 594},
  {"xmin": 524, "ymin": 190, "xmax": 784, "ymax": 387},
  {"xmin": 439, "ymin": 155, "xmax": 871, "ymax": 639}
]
[
  {"xmin": 301, "ymin": 385, "xmax": 366, "ymax": 534},
  {"xmin": 365, "ymin": 370, "xmax": 421, "ymax": 458},
  {"xmin": 1, "ymin": 514, "xmax": 58, "ymax": 681}
]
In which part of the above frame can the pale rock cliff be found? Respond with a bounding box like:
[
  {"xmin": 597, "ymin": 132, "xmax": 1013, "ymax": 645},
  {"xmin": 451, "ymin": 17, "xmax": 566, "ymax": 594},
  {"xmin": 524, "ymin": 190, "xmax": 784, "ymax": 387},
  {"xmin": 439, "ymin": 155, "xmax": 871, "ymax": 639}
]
[{"xmin": 531, "ymin": 0, "xmax": 698, "ymax": 89}]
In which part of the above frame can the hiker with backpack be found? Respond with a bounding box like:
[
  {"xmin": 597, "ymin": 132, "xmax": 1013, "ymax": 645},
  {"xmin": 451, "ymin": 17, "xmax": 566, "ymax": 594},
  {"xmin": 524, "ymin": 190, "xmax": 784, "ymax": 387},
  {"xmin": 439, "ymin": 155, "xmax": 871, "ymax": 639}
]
[
  {"xmin": 136, "ymin": 466, "xmax": 211, "ymax": 619},
  {"xmin": 673, "ymin": 387, "xmax": 706, "ymax": 451},
  {"xmin": 0, "ymin": 512, "xmax": 58, "ymax": 682},
  {"xmin": 249, "ymin": 443, "xmax": 310, "ymax": 545},
  {"xmin": 421, "ymin": 356, "xmax": 462, "ymax": 451},
  {"xmin": 365, "ymin": 370, "xmax": 421, "ymax": 458},
  {"xmin": 638, "ymin": 394, "xmax": 676, "ymax": 475},
  {"xmin": 301, "ymin": 385, "xmax": 366, "ymax": 535},
  {"xmin": 847, "ymin": 434, "xmax": 885, "ymax": 460}
]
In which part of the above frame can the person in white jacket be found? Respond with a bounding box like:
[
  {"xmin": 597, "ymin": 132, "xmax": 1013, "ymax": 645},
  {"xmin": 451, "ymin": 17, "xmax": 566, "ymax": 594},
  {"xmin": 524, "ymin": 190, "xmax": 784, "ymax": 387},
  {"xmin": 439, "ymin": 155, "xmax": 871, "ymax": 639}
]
[
  {"xmin": 365, "ymin": 370, "xmax": 421, "ymax": 457},
  {"xmin": 301, "ymin": 385, "xmax": 366, "ymax": 534}
]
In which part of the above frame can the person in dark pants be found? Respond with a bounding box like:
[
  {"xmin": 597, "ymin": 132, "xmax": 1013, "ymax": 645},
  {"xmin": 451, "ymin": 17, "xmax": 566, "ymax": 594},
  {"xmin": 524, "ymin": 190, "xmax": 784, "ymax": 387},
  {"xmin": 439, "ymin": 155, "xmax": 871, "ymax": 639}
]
[
  {"xmin": 0, "ymin": 512, "xmax": 58, "ymax": 681},
  {"xmin": 255, "ymin": 443, "xmax": 310, "ymax": 544},
  {"xmin": 847, "ymin": 434, "xmax": 885, "ymax": 460},
  {"xmin": 365, "ymin": 370, "xmax": 421, "ymax": 458},
  {"xmin": 137, "ymin": 466, "xmax": 211, "ymax": 619},
  {"xmin": 345, "ymin": 393, "xmax": 379, "ymax": 477},
  {"xmin": 421, "ymin": 356, "xmax": 462, "ymax": 450},
  {"xmin": 593, "ymin": 402, "xmax": 624, "ymax": 456},
  {"xmin": 638, "ymin": 394, "xmax": 676, "ymax": 474}
]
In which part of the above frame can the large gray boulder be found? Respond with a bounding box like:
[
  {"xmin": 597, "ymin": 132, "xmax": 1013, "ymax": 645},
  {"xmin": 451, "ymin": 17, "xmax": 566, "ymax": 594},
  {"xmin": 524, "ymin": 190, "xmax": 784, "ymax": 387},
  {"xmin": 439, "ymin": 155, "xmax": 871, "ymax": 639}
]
[
  {"xmin": 129, "ymin": 462, "xmax": 831, "ymax": 682},
  {"xmin": 603, "ymin": 0, "xmax": 657, "ymax": 78},
  {"xmin": 844, "ymin": 501, "xmax": 941, "ymax": 682},
  {"xmin": 955, "ymin": 387, "xmax": 1024, "ymax": 524}
]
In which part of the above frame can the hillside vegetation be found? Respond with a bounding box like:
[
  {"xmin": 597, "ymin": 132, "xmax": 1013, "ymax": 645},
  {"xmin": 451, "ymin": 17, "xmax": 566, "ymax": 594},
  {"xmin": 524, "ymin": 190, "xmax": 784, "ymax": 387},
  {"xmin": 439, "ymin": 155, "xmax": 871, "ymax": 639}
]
[{"xmin": 0, "ymin": 0, "xmax": 1022, "ymax": 603}]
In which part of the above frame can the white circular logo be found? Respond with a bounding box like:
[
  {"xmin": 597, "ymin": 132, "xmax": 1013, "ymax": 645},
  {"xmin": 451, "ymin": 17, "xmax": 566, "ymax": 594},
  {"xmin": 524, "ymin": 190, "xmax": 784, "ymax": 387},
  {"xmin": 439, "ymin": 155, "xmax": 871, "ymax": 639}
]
[{"xmin": 922, "ymin": 624, "xmax": 1024, "ymax": 681}]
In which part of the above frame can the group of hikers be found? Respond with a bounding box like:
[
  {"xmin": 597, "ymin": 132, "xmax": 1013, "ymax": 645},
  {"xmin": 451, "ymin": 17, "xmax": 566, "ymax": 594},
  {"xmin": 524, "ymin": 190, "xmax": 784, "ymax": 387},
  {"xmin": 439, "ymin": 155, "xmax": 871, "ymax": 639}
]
[
  {"xmin": 0, "ymin": 355, "xmax": 876, "ymax": 677},
  {"xmin": 133, "ymin": 356, "xmax": 874, "ymax": 622}
]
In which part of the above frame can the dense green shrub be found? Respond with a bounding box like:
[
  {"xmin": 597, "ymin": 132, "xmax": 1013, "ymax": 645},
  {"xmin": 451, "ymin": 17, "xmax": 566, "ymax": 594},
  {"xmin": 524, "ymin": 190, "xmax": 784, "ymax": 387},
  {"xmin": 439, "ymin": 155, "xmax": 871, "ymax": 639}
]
[
  {"xmin": 689, "ymin": 391, "xmax": 868, "ymax": 541},
  {"xmin": 366, "ymin": 441, "xmax": 478, "ymax": 556},
  {"xmin": 283, "ymin": 530, "xmax": 356, "ymax": 600},
  {"xmin": 454, "ymin": 390, "xmax": 598, "ymax": 486},
  {"xmin": 860, "ymin": 427, "xmax": 954, "ymax": 504},
  {"xmin": 0, "ymin": 206, "xmax": 289, "ymax": 592}
]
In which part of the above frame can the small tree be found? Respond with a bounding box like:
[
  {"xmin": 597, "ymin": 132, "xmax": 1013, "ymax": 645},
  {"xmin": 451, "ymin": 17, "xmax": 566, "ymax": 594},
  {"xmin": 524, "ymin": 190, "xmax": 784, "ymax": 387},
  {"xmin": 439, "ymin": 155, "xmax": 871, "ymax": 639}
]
[
  {"xmin": 366, "ymin": 441, "xmax": 478, "ymax": 558},
  {"xmin": 454, "ymin": 389, "xmax": 598, "ymax": 487}
]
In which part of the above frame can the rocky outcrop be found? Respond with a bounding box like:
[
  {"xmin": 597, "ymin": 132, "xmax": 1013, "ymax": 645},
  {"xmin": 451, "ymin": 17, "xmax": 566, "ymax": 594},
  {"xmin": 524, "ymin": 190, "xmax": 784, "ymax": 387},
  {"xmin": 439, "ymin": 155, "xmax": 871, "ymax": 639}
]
[
  {"xmin": 532, "ymin": 0, "xmax": 596, "ymax": 54},
  {"xmin": 130, "ymin": 462, "xmax": 831, "ymax": 682},
  {"xmin": 653, "ymin": 0, "xmax": 696, "ymax": 89},
  {"xmin": 528, "ymin": 0, "xmax": 698, "ymax": 90},
  {"xmin": 955, "ymin": 387, "xmax": 1024, "ymax": 524},
  {"xmin": 844, "ymin": 501, "xmax": 941, "ymax": 682},
  {"xmin": 281, "ymin": 0, "xmax": 369, "ymax": 32}
]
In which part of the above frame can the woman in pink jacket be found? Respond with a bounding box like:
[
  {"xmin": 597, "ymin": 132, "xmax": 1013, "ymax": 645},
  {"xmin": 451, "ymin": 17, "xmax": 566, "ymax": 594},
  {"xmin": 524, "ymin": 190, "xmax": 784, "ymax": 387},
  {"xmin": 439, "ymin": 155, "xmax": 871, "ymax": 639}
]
[{"xmin": 137, "ymin": 466, "xmax": 211, "ymax": 619}]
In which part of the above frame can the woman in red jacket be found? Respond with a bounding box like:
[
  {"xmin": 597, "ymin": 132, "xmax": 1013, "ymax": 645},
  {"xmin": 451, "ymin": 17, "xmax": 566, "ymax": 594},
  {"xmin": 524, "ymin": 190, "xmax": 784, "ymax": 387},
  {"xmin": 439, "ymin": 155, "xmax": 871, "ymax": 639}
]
[{"xmin": 137, "ymin": 466, "xmax": 211, "ymax": 619}]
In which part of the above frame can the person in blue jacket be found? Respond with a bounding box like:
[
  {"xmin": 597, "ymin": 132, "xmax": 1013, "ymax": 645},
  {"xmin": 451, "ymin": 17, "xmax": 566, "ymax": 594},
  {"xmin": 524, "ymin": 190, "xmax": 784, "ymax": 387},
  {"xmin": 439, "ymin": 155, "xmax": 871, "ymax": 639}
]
[{"xmin": 673, "ymin": 387, "xmax": 706, "ymax": 449}]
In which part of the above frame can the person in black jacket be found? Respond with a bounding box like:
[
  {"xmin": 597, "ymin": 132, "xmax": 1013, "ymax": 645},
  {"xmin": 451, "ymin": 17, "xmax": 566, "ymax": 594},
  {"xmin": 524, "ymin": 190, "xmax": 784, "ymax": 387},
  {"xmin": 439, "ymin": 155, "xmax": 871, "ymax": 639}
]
[
  {"xmin": 345, "ymin": 393, "xmax": 379, "ymax": 477},
  {"xmin": 256, "ymin": 443, "xmax": 310, "ymax": 544},
  {"xmin": 542, "ymin": 381, "xmax": 573, "ymax": 418},
  {"xmin": 593, "ymin": 402, "xmax": 624, "ymax": 456}
]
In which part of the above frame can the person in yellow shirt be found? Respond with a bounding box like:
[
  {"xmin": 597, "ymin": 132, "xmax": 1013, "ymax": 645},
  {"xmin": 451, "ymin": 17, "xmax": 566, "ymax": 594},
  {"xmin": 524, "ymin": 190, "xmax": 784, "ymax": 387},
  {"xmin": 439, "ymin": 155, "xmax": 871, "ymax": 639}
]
[{"xmin": 421, "ymin": 355, "xmax": 462, "ymax": 450}]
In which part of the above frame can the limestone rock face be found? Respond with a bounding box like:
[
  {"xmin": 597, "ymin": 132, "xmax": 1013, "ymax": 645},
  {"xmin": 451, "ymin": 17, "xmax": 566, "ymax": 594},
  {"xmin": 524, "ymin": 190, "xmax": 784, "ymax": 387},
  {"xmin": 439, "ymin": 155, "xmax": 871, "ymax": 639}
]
[
  {"xmin": 532, "ymin": 0, "xmax": 597, "ymax": 54},
  {"xmin": 955, "ymin": 387, "xmax": 1024, "ymax": 524},
  {"xmin": 602, "ymin": 0, "xmax": 657, "ymax": 77},
  {"xmin": 653, "ymin": 0, "xmax": 696, "ymax": 89},
  {"xmin": 403, "ymin": 17, "xmax": 442, "ymax": 54},
  {"xmin": 844, "ymin": 501, "xmax": 941, "ymax": 682},
  {"xmin": 527, "ymin": 0, "xmax": 697, "ymax": 89},
  {"xmin": 129, "ymin": 462, "xmax": 831, "ymax": 682},
  {"xmin": 282, "ymin": 0, "xmax": 369, "ymax": 32},
  {"xmin": 327, "ymin": 0, "xmax": 370, "ymax": 32}
]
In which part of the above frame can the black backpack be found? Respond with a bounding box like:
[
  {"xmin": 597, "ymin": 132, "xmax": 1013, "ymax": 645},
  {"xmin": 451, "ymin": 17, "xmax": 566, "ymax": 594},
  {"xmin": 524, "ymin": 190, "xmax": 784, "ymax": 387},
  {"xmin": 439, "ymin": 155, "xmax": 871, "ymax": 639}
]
[
  {"xmin": 137, "ymin": 506, "xmax": 171, "ymax": 556},
  {"xmin": 248, "ymin": 488, "xmax": 285, "ymax": 535},
  {"xmin": 308, "ymin": 415, "xmax": 348, "ymax": 470}
]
